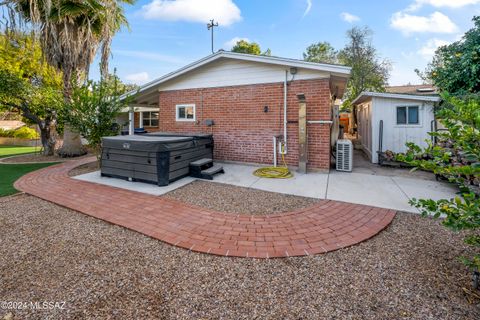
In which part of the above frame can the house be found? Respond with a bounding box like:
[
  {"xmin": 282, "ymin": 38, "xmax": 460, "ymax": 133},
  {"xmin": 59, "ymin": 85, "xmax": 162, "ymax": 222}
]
[
  {"xmin": 121, "ymin": 51, "xmax": 351, "ymax": 171},
  {"xmin": 351, "ymin": 85, "xmax": 441, "ymax": 164}
]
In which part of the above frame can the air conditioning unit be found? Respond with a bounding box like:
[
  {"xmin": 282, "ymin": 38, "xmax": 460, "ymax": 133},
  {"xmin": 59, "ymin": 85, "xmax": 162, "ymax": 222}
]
[{"xmin": 336, "ymin": 139, "xmax": 353, "ymax": 172}]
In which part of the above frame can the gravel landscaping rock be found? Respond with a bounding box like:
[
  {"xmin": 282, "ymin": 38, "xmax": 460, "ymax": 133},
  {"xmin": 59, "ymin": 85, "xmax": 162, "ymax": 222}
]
[
  {"xmin": 0, "ymin": 194, "xmax": 479, "ymax": 319},
  {"xmin": 67, "ymin": 161, "xmax": 99, "ymax": 177},
  {"xmin": 163, "ymin": 180, "xmax": 320, "ymax": 215}
]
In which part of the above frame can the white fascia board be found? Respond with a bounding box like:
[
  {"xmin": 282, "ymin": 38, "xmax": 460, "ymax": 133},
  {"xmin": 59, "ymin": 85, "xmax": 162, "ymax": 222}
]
[
  {"xmin": 352, "ymin": 91, "xmax": 441, "ymax": 106},
  {"xmin": 120, "ymin": 51, "xmax": 352, "ymax": 100}
]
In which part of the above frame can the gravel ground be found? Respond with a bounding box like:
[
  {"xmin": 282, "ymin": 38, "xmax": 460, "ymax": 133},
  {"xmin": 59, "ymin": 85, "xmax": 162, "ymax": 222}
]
[
  {"xmin": 1, "ymin": 194, "xmax": 479, "ymax": 319},
  {"xmin": 163, "ymin": 180, "xmax": 320, "ymax": 215},
  {"xmin": 67, "ymin": 161, "xmax": 99, "ymax": 177}
]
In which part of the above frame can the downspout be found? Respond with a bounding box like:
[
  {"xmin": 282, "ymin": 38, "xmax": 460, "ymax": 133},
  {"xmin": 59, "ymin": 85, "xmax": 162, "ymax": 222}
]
[
  {"xmin": 282, "ymin": 69, "xmax": 288, "ymax": 154},
  {"xmin": 128, "ymin": 106, "xmax": 134, "ymax": 135}
]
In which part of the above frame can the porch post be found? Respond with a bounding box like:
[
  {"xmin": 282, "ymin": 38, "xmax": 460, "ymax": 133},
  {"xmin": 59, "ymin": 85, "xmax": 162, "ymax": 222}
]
[
  {"xmin": 128, "ymin": 106, "xmax": 134, "ymax": 135},
  {"xmin": 139, "ymin": 111, "xmax": 144, "ymax": 129}
]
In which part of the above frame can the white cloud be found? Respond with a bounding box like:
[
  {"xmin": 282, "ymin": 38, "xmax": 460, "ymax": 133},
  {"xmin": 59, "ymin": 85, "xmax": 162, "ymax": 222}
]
[
  {"xmin": 417, "ymin": 38, "xmax": 450, "ymax": 59},
  {"xmin": 408, "ymin": 0, "xmax": 480, "ymax": 11},
  {"xmin": 114, "ymin": 50, "xmax": 183, "ymax": 64},
  {"xmin": 340, "ymin": 12, "xmax": 360, "ymax": 23},
  {"xmin": 224, "ymin": 37, "xmax": 250, "ymax": 49},
  {"xmin": 125, "ymin": 72, "xmax": 150, "ymax": 85},
  {"xmin": 140, "ymin": 0, "xmax": 242, "ymax": 26},
  {"xmin": 303, "ymin": 0, "xmax": 312, "ymax": 17},
  {"xmin": 390, "ymin": 11, "xmax": 458, "ymax": 35}
]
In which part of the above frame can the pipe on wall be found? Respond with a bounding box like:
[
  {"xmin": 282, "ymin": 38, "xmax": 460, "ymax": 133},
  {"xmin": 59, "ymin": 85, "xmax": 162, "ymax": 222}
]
[
  {"xmin": 281, "ymin": 69, "xmax": 288, "ymax": 154},
  {"xmin": 307, "ymin": 120, "xmax": 333, "ymax": 124},
  {"xmin": 273, "ymin": 136, "xmax": 277, "ymax": 167},
  {"xmin": 128, "ymin": 106, "xmax": 134, "ymax": 135}
]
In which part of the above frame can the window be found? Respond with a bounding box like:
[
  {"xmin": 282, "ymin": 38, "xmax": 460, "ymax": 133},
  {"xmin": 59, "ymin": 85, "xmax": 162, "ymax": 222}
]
[
  {"xmin": 176, "ymin": 104, "xmax": 196, "ymax": 121},
  {"xmin": 142, "ymin": 111, "xmax": 159, "ymax": 127},
  {"xmin": 396, "ymin": 106, "xmax": 419, "ymax": 125}
]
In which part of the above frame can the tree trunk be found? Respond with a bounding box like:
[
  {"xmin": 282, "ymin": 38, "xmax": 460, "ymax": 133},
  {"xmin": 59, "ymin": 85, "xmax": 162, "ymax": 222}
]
[
  {"xmin": 57, "ymin": 124, "xmax": 86, "ymax": 157},
  {"xmin": 38, "ymin": 123, "xmax": 56, "ymax": 156},
  {"xmin": 57, "ymin": 71, "xmax": 87, "ymax": 157}
]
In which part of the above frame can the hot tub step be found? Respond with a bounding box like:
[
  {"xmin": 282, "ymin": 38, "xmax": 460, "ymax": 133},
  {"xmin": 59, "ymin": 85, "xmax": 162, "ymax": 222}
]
[
  {"xmin": 190, "ymin": 158, "xmax": 213, "ymax": 167},
  {"xmin": 199, "ymin": 164, "xmax": 224, "ymax": 180}
]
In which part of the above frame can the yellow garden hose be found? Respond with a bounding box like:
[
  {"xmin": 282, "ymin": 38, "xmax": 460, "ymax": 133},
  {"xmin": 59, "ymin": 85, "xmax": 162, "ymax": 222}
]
[{"xmin": 253, "ymin": 150, "xmax": 293, "ymax": 179}]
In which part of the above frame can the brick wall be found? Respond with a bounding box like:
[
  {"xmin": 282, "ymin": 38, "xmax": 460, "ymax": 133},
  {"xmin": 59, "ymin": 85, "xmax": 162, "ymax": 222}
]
[{"xmin": 154, "ymin": 79, "xmax": 332, "ymax": 170}]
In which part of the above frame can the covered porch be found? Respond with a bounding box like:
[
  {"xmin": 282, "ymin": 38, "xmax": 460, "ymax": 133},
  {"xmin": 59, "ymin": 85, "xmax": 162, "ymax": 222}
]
[{"xmin": 117, "ymin": 105, "xmax": 159, "ymax": 135}]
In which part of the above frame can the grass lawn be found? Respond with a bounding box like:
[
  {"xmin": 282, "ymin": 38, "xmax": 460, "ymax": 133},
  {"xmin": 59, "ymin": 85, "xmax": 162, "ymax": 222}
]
[
  {"xmin": 0, "ymin": 162, "xmax": 57, "ymax": 197},
  {"xmin": 0, "ymin": 145, "xmax": 41, "ymax": 158}
]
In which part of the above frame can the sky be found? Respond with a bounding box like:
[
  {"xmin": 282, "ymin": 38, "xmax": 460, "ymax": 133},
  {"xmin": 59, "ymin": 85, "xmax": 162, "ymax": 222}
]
[{"xmin": 95, "ymin": 0, "xmax": 480, "ymax": 86}]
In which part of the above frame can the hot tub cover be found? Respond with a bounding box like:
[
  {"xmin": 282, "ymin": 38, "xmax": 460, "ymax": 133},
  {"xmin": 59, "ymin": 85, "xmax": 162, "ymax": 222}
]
[{"xmin": 102, "ymin": 135, "xmax": 196, "ymax": 152}]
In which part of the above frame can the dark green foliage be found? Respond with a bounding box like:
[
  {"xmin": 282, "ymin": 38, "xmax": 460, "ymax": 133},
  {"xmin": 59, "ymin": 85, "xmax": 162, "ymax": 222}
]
[
  {"xmin": 231, "ymin": 40, "xmax": 271, "ymax": 56},
  {"xmin": 396, "ymin": 94, "xmax": 480, "ymax": 272},
  {"xmin": 63, "ymin": 76, "xmax": 130, "ymax": 156},
  {"xmin": 303, "ymin": 42, "xmax": 338, "ymax": 64},
  {"xmin": 418, "ymin": 16, "xmax": 480, "ymax": 95}
]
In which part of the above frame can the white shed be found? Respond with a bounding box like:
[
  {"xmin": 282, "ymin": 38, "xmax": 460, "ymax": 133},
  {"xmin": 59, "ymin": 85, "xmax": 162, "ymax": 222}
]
[{"xmin": 352, "ymin": 91, "xmax": 441, "ymax": 163}]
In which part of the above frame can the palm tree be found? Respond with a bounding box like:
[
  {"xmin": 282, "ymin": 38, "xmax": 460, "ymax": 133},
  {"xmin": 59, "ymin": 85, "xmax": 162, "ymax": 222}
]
[{"xmin": 4, "ymin": 0, "xmax": 134, "ymax": 156}]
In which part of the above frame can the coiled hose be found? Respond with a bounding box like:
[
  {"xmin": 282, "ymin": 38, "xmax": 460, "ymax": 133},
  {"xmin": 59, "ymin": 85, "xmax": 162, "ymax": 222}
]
[{"xmin": 253, "ymin": 151, "xmax": 293, "ymax": 179}]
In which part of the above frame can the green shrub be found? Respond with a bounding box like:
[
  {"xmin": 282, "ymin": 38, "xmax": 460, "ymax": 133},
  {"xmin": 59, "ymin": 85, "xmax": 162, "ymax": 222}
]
[
  {"xmin": 0, "ymin": 126, "xmax": 39, "ymax": 139},
  {"xmin": 0, "ymin": 128, "xmax": 14, "ymax": 137},
  {"xmin": 12, "ymin": 126, "xmax": 39, "ymax": 139},
  {"xmin": 396, "ymin": 94, "xmax": 480, "ymax": 274}
]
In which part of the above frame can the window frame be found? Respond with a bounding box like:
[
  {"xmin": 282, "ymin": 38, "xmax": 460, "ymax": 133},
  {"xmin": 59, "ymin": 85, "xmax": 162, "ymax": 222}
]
[
  {"xmin": 175, "ymin": 104, "xmax": 196, "ymax": 122},
  {"xmin": 142, "ymin": 111, "xmax": 159, "ymax": 127},
  {"xmin": 396, "ymin": 105, "xmax": 420, "ymax": 126}
]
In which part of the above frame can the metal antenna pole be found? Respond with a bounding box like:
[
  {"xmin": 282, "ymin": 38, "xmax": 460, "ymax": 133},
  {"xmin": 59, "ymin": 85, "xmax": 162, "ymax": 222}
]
[{"xmin": 207, "ymin": 19, "xmax": 219, "ymax": 53}]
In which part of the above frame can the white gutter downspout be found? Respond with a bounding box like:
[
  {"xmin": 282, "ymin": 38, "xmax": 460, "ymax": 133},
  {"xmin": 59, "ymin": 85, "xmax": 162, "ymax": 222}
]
[
  {"xmin": 128, "ymin": 106, "xmax": 134, "ymax": 135},
  {"xmin": 282, "ymin": 69, "xmax": 288, "ymax": 154}
]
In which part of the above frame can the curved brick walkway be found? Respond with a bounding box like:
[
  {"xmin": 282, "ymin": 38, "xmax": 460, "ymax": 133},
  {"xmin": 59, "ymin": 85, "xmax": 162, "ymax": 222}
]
[{"xmin": 14, "ymin": 157, "xmax": 396, "ymax": 258}]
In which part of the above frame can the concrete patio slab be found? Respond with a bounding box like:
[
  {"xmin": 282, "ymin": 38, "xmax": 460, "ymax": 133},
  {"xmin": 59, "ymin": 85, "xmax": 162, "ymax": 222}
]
[
  {"xmin": 73, "ymin": 161, "xmax": 459, "ymax": 213},
  {"xmin": 249, "ymin": 171, "xmax": 328, "ymax": 199},
  {"xmin": 74, "ymin": 171, "xmax": 195, "ymax": 196},
  {"xmin": 392, "ymin": 176, "xmax": 459, "ymax": 202},
  {"xmin": 326, "ymin": 171, "xmax": 415, "ymax": 212}
]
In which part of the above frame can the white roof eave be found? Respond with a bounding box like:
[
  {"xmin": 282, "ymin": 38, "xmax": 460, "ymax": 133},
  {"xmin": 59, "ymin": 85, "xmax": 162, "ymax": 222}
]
[{"xmin": 351, "ymin": 91, "xmax": 441, "ymax": 106}]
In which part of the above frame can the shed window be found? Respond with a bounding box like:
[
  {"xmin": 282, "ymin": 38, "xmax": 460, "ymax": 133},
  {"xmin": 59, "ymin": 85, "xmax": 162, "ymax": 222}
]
[
  {"xmin": 396, "ymin": 106, "xmax": 419, "ymax": 125},
  {"xmin": 142, "ymin": 111, "xmax": 159, "ymax": 127},
  {"xmin": 176, "ymin": 104, "xmax": 195, "ymax": 121}
]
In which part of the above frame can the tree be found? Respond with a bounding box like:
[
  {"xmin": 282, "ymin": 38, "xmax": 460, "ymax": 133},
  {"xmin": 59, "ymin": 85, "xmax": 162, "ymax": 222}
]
[
  {"xmin": 418, "ymin": 16, "xmax": 480, "ymax": 95},
  {"xmin": 338, "ymin": 27, "xmax": 391, "ymax": 110},
  {"xmin": 63, "ymin": 76, "xmax": 130, "ymax": 158},
  {"xmin": 231, "ymin": 40, "xmax": 271, "ymax": 56},
  {"xmin": 5, "ymin": 0, "xmax": 134, "ymax": 157},
  {"xmin": 303, "ymin": 42, "xmax": 338, "ymax": 64},
  {"xmin": 0, "ymin": 33, "xmax": 63, "ymax": 156}
]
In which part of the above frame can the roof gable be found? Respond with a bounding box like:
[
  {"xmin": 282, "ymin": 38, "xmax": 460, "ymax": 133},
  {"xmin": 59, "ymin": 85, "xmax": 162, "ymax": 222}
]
[{"xmin": 122, "ymin": 51, "xmax": 351, "ymax": 101}]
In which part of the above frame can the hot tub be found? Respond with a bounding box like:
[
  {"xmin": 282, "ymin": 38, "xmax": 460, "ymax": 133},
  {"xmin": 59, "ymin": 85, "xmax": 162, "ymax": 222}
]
[{"xmin": 101, "ymin": 133, "xmax": 213, "ymax": 186}]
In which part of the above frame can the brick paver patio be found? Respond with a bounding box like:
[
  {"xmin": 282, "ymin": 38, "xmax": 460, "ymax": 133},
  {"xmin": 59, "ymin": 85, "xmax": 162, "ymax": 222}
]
[{"xmin": 14, "ymin": 157, "xmax": 396, "ymax": 258}]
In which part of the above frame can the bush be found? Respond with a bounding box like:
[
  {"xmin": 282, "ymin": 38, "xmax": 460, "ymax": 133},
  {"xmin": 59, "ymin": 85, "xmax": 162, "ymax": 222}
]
[
  {"xmin": 396, "ymin": 94, "xmax": 480, "ymax": 275},
  {"xmin": 0, "ymin": 126, "xmax": 39, "ymax": 139},
  {"xmin": 0, "ymin": 128, "xmax": 14, "ymax": 137}
]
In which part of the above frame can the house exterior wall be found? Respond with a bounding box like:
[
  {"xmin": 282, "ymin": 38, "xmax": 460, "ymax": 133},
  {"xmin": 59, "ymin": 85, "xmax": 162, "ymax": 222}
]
[
  {"xmin": 369, "ymin": 97, "xmax": 435, "ymax": 163},
  {"xmin": 158, "ymin": 58, "xmax": 330, "ymax": 91},
  {"xmin": 156, "ymin": 78, "xmax": 332, "ymax": 170}
]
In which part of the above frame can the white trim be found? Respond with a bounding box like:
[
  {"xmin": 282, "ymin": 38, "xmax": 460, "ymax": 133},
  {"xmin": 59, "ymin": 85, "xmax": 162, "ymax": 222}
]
[
  {"xmin": 176, "ymin": 104, "xmax": 196, "ymax": 122},
  {"xmin": 352, "ymin": 91, "xmax": 441, "ymax": 105},
  {"xmin": 120, "ymin": 51, "xmax": 351, "ymax": 100},
  {"xmin": 395, "ymin": 105, "xmax": 420, "ymax": 126}
]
